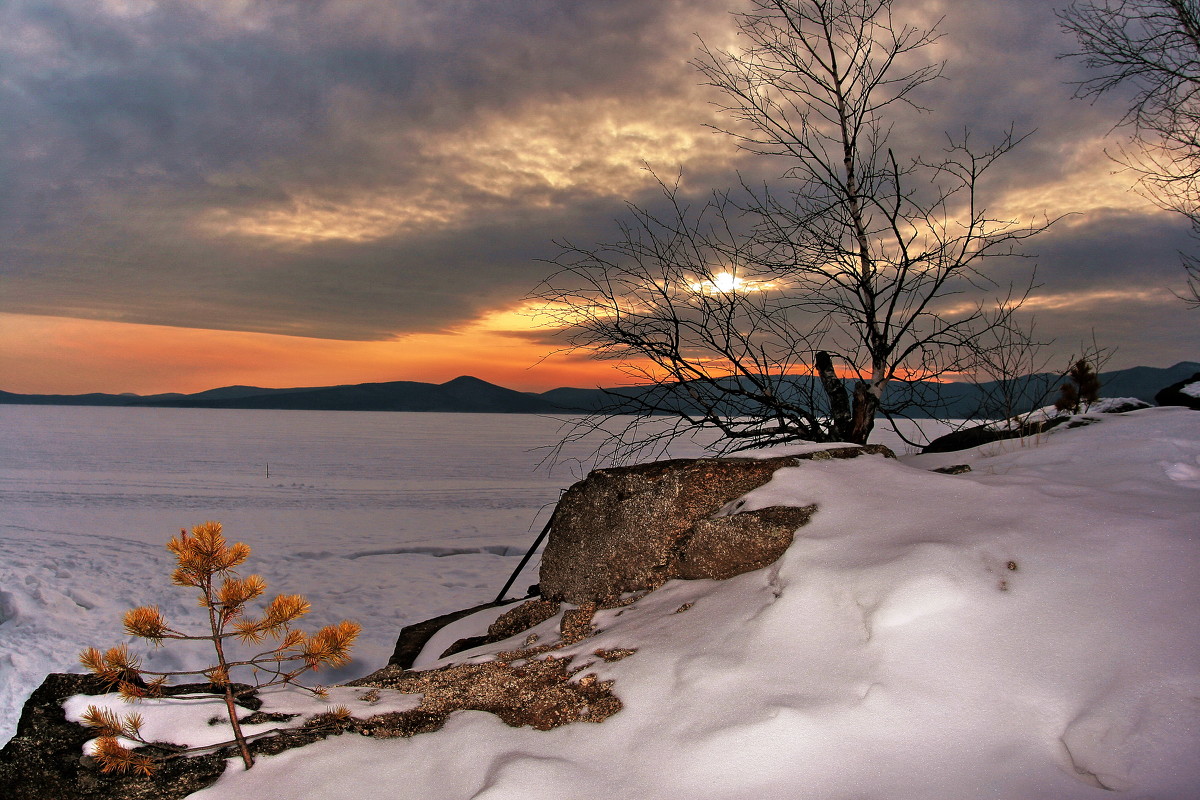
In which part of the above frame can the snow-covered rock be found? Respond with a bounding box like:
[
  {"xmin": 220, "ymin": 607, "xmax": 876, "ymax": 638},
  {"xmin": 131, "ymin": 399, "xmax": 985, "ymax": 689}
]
[
  {"xmin": 923, "ymin": 396, "xmax": 1152, "ymax": 453},
  {"xmin": 1155, "ymin": 371, "xmax": 1200, "ymax": 409},
  {"xmin": 540, "ymin": 448, "xmax": 891, "ymax": 603}
]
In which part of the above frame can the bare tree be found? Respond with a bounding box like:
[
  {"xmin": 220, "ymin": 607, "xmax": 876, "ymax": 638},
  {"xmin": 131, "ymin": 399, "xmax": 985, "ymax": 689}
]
[
  {"xmin": 1059, "ymin": 0, "xmax": 1200, "ymax": 307},
  {"xmin": 964, "ymin": 299, "xmax": 1055, "ymax": 432},
  {"xmin": 533, "ymin": 0, "xmax": 1051, "ymax": 460}
]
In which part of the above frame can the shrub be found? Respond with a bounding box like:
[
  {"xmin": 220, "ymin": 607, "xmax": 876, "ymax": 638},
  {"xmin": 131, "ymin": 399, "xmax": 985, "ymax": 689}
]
[
  {"xmin": 1055, "ymin": 359, "xmax": 1101, "ymax": 414},
  {"xmin": 79, "ymin": 521, "xmax": 360, "ymax": 774}
]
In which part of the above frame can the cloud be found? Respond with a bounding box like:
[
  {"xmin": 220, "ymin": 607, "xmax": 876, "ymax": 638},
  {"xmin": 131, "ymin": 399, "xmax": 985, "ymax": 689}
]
[
  {"xmin": 0, "ymin": 0, "xmax": 746, "ymax": 339},
  {"xmin": 0, "ymin": 0, "xmax": 1195, "ymax": 378}
]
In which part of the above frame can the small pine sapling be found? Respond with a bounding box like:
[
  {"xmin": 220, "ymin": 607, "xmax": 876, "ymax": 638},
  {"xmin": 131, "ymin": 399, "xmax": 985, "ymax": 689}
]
[
  {"xmin": 1055, "ymin": 359, "xmax": 1102, "ymax": 414},
  {"xmin": 79, "ymin": 521, "xmax": 360, "ymax": 773}
]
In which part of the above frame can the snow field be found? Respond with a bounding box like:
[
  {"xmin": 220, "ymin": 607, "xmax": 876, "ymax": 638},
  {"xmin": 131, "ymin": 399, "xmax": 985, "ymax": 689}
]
[
  {"xmin": 3, "ymin": 405, "xmax": 1198, "ymax": 798},
  {"xmin": 0, "ymin": 407, "xmax": 716, "ymax": 743}
]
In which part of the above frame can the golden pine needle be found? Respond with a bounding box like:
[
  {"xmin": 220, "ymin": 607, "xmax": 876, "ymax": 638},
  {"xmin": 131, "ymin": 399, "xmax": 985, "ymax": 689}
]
[
  {"xmin": 118, "ymin": 681, "xmax": 147, "ymax": 700},
  {"xmin": 83, "ymin": 644, "xmax": 142, "ymax": 689},
  {"xmin": 242, "ymin": 574, "xmax": 267, "ymax": 600},
  {"xmin": 122, "ymin": 713, "xmax": 144, "ymax": 738},
  {"xmin": 188, "ymin": 521, "xmax": 225, "ymax": 559},
  {"xmin": 80, "ymin": 647, "xmax": 104, "ymax": 674},
  {"xmin": 204, "ymin": 665, "xmax": 230, "ymax": 687},
  {"xmin": 94, "ymin": 737, "xmax": 154, "ymax": 776},
  {"xmin": 169, "ymin": 565, "xmax": 201, "ymax": 588},
  {"xmin": 80, "ymin": 705, "xmax": 123, "ymax": 736},
  {"xmin": 233, "ymin": 618, "xmax": 266, "ymax": 645},
  {"xmin": 123, "ymin": 606, "xmax": 168, "ymax": 641},
  {"xmin": 93, "ymin": 735, "xmax": 129, "ymax": 766},
  {"xmin": 218, "ymin": 574, "xmax": 267, "ymax": 608},
  {"xmin": 303, "ymin": 621, "xmax": 361, "ymax": 669},
  {"xmin": 216, "ymin": 578, "xmax": 245, "ymax": 608},
  {"xmin": 263, "ymin": 594, "xmax": 310, "ymax": 629},
  {"xmin": 278, "ymin": 629, "xmax": 305, "ymax": 649},
  {"xmin": 224, "ymin": 541, "xmax": 252, "ymax": 570},
  {"xmin": 103, "ymin": 644, "xmax": 138, "ymax": 671}
]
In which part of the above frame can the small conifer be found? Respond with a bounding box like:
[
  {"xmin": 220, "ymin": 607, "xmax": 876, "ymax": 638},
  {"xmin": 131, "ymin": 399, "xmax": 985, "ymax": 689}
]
[
  {"xmin": 80, "ymin": 521, "xmax": 360, "ymax": 773},
  {"xmin": 1055, "ymin": 359, "xmax": 1101, "ymax": 414}
]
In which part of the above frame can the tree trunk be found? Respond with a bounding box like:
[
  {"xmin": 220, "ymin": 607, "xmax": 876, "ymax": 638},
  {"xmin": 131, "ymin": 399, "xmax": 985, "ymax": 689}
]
[
  {"xmin": 848, "ymin": 381, "xmax": 878, "ymax": 445},
  {"xmin": 815, "ymin": 351, "xmax": 852, "ymax": 441}
]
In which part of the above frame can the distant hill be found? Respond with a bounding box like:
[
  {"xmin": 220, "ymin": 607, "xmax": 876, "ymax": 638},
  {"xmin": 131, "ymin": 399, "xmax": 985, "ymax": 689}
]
[
  {"xmin": 537, "ymin": 361, "xmax": 1200, "ymax": 418},
  {"xmin": 0, "ymin": 376, "xmax": 566, "ymax": 414},
  {"xmin": 2, "ymin": 362, "xmax": 1196, "ymax": 416}
]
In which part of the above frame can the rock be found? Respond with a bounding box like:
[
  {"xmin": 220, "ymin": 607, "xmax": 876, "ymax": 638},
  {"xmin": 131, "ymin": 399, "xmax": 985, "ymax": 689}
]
[
  {"xmin": 922, "ymin": 417, "xmax": 1067, "ymax": 454},
  {"xmin": 0, "ymin": 674, "xmax": 229, "ymax": 800},
  {"xmin": 932, "ymin": 464, "xmax": 972, "ymax": 475},
  {"xmin": 3, "ymin": 652, "xmax": 620, "ymax": 797},
  {"xmin": 388, "ymin": 600, "xmax": 503, "ymax": 668},
  {"xmin": 538, "ymin": 446, "xmax": 893, "ymax": 604},
  {"xmin": 0, "ymin": 674, "xmax": 347, "ymax": 799},
  {"xmin": 924, "ymin": 397, "xmax": 1157, "ymax": 454},
  {"xmin": 353, "ymin": 602, "xmax": 622, "ymax": 734},
  {"xmin": 350, "ymin": 653, "xmax": 621, "ymax": 733},
  {"xmin": 487, "ymin": 599, "xmax": 562, "ymax": 642},
  {"xmin": 674, "ymin": 506, "xmax": 816, "ymax": 580},
  {"xmin": 1155, "ymin": 372, "xmax": 1200, "ymax": 410},
  {"xmin": 1094, "ymin": 398, "xmax": 1152, "ymax": 414},
  {"xmin": 437, "ymin": 598, "xmax": 562, "ymax": 660}
]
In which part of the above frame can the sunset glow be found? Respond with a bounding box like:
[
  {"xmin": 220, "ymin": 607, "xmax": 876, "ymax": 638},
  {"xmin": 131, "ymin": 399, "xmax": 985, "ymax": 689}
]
[
  {"xmin": 0, "ymin": 0, "xmax": 1196, "ymax": 397},
  {"xmin": 0, "ymin": 312, "xmax": 625, "ymax": 396}
]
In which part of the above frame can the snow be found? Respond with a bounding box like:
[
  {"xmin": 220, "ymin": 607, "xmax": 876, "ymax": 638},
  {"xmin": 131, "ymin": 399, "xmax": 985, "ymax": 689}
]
[
  {"xmin": 2, "ymin": 405, "xmax": 1199, "ymax": 798},
  {"xmin": 0, "ymin": 406, "xmax": 716, "ymax": 741},
  {"xmin": 62, "ymin": 685, "xmax": 423, "ymax": 756},
  {"xmin": 983, "ymin": 396, "xmax": 1147, "ymax": 430},
  {"xmin": 1182, "ymin": 380, "xmax": 1200, "ymax": 398}
]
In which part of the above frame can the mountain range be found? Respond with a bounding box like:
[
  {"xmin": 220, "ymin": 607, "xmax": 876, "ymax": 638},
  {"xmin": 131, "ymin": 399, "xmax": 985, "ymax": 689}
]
[{"xmin": 2, "ymin": 362, "xmax": 1197, "ymax": 417}]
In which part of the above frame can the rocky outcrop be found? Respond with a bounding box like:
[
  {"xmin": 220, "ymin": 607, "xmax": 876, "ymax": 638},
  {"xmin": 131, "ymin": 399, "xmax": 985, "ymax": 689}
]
[
  {"xmin": 435, "ymin": 598, "xmax": 563, "ymax": 660},
  {"xmin": 922, "ymin": 398, "xmax": 1154, "ymax": 454},
  {"xmin": 0, "ymin": 675, "xmax": 238, "ymax": 800},
  {"xmin": 3, "ymin": 628, "xmax": 618, "ymax": 798},
  {"xmin": 922, "ymin": 417, "xmax": 1067, "ymax": 454},
  {"xmin": 388, "ymin": 600, "xmax": 504, "ymax": 669},
  {"xmin": 539, "ymin": 446, "xmax": 893, "ymax": 605},
  {"xmin": 352, "ymin": 601, "xmax": 623, "ymax": 732},
  {"xmin": 1155, "ymin": 372, "xmax": 1200, "ymax": 410}
]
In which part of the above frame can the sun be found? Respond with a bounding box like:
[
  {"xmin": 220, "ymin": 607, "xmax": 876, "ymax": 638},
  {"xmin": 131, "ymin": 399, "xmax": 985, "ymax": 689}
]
[
  {"xmin": 712, "ymin": 272, "xmax": 741, "ymax": 292},
  {"xmin": 690, "ymin": 271, "xmax": 746, "ymax": 294}
]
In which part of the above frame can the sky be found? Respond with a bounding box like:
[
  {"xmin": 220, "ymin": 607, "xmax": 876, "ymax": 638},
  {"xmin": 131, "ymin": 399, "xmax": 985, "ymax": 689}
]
[{"xmin": 1, "ymin": 0, "xmax": 1197, "ymax": 396}]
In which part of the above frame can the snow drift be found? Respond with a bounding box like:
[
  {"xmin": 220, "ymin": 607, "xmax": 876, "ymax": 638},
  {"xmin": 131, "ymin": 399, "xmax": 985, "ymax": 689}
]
[{"xmin": 36, "ymin": 406, "xmax": 1197, "ymax": 799}]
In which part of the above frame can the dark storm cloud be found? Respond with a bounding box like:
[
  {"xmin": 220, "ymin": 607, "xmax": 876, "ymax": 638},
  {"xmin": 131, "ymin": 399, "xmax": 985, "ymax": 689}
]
[
  {"xmin": 0, "ymin": 0, "xmax": 740, "ymax": 338},
  {"xmin": 0, "ymin": 0, "xmax": 1195, "ymax": 366}
]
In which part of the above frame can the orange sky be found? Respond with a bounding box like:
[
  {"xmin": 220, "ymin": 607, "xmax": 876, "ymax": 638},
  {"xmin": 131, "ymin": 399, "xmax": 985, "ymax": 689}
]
[
  {"xmin": 0, "ymin": 308, "xmax": 963, "ymax": 396},
  {"xmin": 0, "ymin": 312, "xmax": 623, "ymax": 396}
]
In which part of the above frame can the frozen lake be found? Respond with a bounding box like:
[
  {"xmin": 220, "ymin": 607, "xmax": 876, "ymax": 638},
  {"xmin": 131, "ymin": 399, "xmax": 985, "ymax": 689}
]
[
  {"xmin": 0, "ymin": 404, "xmax": 946, "ymax": 744},
  {"xmin": 0, "ymin": 405, "xmax": 724, "ymax": 742}
]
